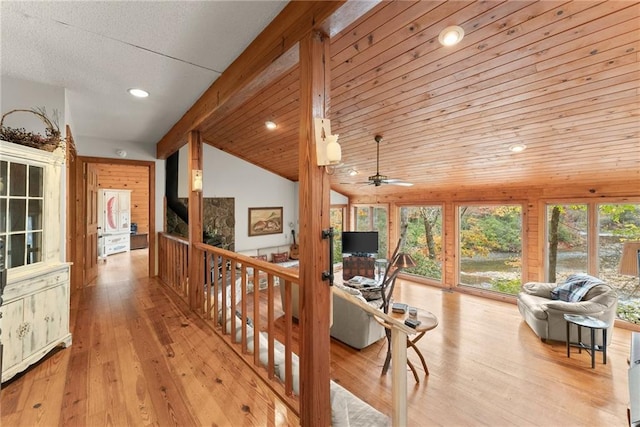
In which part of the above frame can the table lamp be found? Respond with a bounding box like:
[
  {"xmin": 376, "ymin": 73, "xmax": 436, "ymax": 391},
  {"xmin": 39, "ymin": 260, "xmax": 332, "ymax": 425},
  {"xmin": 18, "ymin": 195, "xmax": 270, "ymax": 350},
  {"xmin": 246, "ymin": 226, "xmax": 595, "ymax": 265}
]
[{"xmin": 619, "ymin": 241, "xmax": 640, "ymax": 296}]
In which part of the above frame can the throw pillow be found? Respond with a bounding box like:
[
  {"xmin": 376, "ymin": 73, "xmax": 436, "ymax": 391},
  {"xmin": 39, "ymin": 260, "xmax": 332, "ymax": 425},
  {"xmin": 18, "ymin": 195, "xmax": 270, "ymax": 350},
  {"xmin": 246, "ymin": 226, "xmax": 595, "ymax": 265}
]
[
  {"xmin": 271, "ymin": 252, "xmax": 289, "ymax": 263},
  {"xmin": 251, "ymin": 255, "xmax": 268, "ymax": 262}
]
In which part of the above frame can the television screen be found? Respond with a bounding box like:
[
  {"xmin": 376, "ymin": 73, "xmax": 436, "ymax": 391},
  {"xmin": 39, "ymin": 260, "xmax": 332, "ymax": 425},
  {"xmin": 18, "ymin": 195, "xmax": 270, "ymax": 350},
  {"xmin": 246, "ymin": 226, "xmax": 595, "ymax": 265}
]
[{"xmin": 342, "ymin": 231, "xmax": 378, "ymax": 255}]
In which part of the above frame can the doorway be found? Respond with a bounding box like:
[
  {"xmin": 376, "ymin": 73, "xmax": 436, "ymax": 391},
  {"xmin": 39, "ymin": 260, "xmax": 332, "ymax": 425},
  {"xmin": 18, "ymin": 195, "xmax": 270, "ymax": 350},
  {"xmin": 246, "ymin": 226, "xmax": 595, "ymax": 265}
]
[{"xmin": 69, "ymin": 156, "xmax": 155, "ymax": 289}]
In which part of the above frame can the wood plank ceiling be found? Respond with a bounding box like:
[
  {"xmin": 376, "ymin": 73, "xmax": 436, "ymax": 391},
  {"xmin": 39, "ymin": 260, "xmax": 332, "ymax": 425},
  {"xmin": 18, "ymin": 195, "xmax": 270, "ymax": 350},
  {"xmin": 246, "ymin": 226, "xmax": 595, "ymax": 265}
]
[{"xmin": 196, "ymin": 0, "xmax": 639, "ymax": 198}]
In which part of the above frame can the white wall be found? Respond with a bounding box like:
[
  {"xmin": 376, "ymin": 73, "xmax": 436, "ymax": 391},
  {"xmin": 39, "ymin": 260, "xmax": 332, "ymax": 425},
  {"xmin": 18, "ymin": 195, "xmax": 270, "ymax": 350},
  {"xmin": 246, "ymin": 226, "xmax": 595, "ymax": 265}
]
[
  {"xmin": 178, "ymin": 144, "xmax": 297, "ymax": 251},
  {"xmin": 1, "ymin": 76, "xmax": 66, "ymax": 135}
]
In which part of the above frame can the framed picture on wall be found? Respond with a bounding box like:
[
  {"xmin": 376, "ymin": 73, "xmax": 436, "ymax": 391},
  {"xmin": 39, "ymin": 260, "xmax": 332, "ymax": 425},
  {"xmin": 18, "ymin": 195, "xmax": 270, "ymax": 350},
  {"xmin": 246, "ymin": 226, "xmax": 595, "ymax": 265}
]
[{"xmin": 248, "ymin": 207, "xmax": 283, "ymax": 236}]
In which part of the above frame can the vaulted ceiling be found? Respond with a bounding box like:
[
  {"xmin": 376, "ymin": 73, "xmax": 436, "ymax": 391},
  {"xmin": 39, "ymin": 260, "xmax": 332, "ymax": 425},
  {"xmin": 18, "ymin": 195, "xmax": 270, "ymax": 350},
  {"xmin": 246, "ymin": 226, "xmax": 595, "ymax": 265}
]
[{"xmin": 181, "ymin": 0, "xmax": 640, "ymax": 199}]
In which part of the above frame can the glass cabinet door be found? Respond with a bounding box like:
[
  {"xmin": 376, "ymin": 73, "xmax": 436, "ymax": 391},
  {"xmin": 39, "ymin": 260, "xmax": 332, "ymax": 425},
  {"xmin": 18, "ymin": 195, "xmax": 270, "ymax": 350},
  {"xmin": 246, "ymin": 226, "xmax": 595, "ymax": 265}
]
[{"xmin": 0, "ymin": 159, "xmax": 44, "ymax": 269}]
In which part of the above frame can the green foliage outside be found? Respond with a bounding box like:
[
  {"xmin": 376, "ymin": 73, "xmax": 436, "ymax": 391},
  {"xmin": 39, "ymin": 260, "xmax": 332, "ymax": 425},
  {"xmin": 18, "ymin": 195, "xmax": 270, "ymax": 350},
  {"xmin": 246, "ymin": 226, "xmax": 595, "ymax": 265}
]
[
  {"xmin": 491, "ymin": 277, "xmax": 522, "ymax": 295},
  {"xmin": 404, "ymin": 251, "xmax": 442, "ymax": 279},
  {"xmin": 618, "ymin": 300, "xmax": 640, "ymax": 324},
  {"xmin": 401, "ymin": 206, "xmax": 442, "ymax": 281},
  {"xmin": 460, "ymin": 206, "xmax": 522, "ymax": 257},
  {"xmin": 354, "ymin": 206, "xmax": 388, "ymax": 259},
  {"xmin": 459, "ymin": 205, "xmax": 523, "ymax": 292},
  {"xmin": 330, "ymin": 207, "xmax": 343, "ymax": 264}
]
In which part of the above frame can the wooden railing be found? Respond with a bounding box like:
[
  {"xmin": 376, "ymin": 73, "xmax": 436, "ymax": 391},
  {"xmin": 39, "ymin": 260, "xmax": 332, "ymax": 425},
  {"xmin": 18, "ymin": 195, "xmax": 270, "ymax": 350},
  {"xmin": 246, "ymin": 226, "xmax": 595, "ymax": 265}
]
[
  {"xmin": 157, "ymin": 232, "xmax": 413, "ymax": 425},
  {"xmin": 158, "ymin": 233, "xmax": 189, "ymax": 302},
  {"xmin": 193, "ymin": 241, "xmax": 299, "ymax": 411}
]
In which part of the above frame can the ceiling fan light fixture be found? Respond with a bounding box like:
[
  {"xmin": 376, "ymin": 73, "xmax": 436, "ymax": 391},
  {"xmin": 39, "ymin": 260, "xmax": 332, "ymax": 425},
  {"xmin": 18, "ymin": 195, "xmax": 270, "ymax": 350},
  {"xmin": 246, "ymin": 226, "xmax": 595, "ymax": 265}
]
[
  {"xmin": 509, "ymin": 143, "xmax": 527, "ymax": 153},
  {"xmin": 438, "ymin": 26, "xmax": 464, "ymax": 46},
  {"xmin": 128, "ymin": 88, "xmax": 149, "ymax": 98}
]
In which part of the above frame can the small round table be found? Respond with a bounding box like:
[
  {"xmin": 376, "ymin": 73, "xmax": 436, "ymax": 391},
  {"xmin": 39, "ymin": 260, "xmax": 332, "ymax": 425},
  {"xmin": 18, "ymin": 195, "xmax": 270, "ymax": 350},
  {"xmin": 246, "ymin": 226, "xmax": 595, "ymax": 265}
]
[
  {"xmin": 378, "ymin": 307, "xmax": 438, "ymax": 382},
  {"xmin": 564, "ymin": 313, "xmax": 609, "ymax": 368}
]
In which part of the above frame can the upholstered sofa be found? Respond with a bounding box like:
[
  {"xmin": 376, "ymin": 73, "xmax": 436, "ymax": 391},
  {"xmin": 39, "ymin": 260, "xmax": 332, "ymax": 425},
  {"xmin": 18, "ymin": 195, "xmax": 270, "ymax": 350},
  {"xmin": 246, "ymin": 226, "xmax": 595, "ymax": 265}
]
[
  {"xmin": 517, "ymin": 277, "xmax": 618, "ymax": 346},
  {"xmin": 237, "ymin": 245, "xmax": 300, "ymax": 268},
  {"xmin": 283, "ymin": 281, "xmax": 386, "ymax": 350}
]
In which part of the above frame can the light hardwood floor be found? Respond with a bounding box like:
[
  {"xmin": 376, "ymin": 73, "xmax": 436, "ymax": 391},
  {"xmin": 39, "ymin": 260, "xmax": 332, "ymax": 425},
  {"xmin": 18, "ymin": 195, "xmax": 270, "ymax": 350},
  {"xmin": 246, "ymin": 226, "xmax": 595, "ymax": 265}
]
[{"xmin": 1, "ymin": 249, "xmax": 633, "ymax": 426}]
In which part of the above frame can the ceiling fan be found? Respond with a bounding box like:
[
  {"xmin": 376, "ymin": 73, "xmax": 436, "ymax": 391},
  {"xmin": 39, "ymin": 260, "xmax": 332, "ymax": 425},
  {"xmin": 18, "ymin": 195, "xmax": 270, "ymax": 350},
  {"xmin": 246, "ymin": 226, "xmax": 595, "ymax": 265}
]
[{"xmin": 355, "ymin": 135, "xmax": 413, "ymax": 187}]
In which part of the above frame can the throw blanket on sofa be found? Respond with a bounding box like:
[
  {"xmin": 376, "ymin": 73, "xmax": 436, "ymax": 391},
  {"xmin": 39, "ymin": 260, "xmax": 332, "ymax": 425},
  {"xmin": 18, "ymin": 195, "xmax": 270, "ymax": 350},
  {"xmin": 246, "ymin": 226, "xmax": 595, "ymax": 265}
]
[{"xmin": 551, "ymin": 274, "xmax": 605, "ymax": 302}]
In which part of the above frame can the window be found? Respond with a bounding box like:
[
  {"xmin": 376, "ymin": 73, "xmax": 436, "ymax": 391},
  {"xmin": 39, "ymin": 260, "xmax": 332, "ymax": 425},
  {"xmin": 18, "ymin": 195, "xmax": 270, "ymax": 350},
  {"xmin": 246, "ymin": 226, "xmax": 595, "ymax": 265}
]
[
  {"xmin": 459, "ymin": 205, "xmax": 523, "ymax": 295},
  {"xmin": 330, "ymin": 206, "xmax": 345, "ymax": 264},
  {"xmin": 0, "ymin": 159, "xmax": 44, "ymax": 269},
  {"xmin": 399, "ymin": 206, "xmax": 442, "ymax": 281},
  {"xmin": 546, "ymin": 202, "xmax": 640, "ymax": 324},
  {"xmin": 353, "ymin": 205, "xmax": 388, "ymax": 259},
  {"xmin": 546, "ymin": 204, "xmax": 588, "ymax": 282}
]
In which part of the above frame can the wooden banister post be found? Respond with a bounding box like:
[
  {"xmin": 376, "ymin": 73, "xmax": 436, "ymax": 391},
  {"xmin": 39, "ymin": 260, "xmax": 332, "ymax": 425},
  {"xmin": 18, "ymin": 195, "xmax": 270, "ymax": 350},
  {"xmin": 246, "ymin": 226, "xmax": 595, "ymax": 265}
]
[
  {"xmin": 391, "ymin": 327, "xmax": 408, "ymax": 426},
  {"xmin": 188, "ymin": 131, "xmax": 204, "ymax": 311},
  {"xmin": 299, "ymin": 30, "xmax": 332, "ymax": 426}
]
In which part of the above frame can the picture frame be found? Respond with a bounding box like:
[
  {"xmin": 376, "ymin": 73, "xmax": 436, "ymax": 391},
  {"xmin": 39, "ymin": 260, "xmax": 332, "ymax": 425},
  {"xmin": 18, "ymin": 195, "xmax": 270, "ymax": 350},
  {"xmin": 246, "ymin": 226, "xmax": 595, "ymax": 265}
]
[{"xmin": 248, "ymin": 207, "xmax": 283, "ymax": 236}]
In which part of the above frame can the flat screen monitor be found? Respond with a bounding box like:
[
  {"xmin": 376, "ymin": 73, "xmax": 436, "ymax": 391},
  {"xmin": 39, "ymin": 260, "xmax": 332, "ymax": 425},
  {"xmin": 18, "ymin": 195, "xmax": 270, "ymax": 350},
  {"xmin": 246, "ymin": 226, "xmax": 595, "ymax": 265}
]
[{"xmin": 342, "ymin": 231, "xmax": 378, "ymax": 255}]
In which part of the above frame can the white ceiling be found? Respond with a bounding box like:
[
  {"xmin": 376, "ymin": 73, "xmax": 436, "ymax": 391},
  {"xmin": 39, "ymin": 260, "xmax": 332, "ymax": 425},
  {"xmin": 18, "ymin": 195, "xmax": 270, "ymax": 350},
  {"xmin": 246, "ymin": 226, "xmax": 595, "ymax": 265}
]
[{"xmin": 1, "ymin": 0, "xmax": 288, "ymax": 147}]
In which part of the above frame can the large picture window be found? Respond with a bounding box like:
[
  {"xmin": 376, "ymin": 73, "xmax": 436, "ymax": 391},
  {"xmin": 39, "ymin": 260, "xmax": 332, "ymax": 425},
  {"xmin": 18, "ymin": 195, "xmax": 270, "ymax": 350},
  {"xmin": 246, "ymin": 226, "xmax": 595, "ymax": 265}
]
[
  {"xmin": 546, "ymin": 202, "xmax": 640, "ymax": 324},
  {"xmin": 546, "ymin": 204, "xmax": 588, "ymax": 282},
  {"xmin": 459, "ymin": 205, "xmax": 523, "ymax": 295},
  {"xmin": 399, "ymin": 206, "xmax": 442, "ymax": 282}
]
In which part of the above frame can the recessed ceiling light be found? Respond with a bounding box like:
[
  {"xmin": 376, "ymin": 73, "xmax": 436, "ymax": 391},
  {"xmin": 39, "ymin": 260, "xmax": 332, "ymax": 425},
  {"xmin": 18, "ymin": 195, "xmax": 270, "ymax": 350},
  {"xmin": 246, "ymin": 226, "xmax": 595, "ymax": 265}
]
[
  {"xmin": 128, "ymin": 88, "xmax": 149, "ymax": 98},
  {"xmin": 509, "ymin": 143, "xmax": 527, "ymax": 153},
  {"xmin": 265, "ymin": 121, "xmax": 277, "ymax": 130},
  {"xmin": 348, "ymin": 169, "xmax": 358, "ymax": 176},
  {"xmin": 438, "ymin": 26, "xmax": 465, "ymax": 46}
]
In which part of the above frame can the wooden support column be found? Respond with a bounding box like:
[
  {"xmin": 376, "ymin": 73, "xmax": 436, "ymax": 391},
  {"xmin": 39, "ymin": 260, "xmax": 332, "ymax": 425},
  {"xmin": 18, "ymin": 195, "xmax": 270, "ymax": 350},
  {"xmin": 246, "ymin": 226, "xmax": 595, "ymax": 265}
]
[
  {"xmin": 188, "ymin": 131, "xmax": 204, "ymax": 311},
  {"xmin": 298, "ymin": 31, "xmax": 332, "ymax": 426}
]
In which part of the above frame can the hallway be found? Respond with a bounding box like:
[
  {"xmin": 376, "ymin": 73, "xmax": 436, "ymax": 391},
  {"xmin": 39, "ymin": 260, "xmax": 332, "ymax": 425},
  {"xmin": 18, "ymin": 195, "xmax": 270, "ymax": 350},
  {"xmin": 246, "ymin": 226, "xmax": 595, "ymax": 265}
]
[{"xmin": 1, "ymin": 249, "xmax": 298, "ymax": 426}]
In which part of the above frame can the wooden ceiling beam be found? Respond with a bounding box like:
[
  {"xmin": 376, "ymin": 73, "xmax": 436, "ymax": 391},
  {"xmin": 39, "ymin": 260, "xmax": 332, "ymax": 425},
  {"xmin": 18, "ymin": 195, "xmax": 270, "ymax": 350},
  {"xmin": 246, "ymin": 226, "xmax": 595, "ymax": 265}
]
[{"xmin": 155, "ymin": 1, "xmax": 345, "ymax": 159}]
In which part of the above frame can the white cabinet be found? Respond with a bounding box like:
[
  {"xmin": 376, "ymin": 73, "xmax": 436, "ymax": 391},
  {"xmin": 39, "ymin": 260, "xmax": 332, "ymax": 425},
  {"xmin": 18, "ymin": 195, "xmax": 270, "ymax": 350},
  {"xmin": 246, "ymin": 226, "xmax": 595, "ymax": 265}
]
[
  {"xmin": 99, "ymin": 189, "xmax": 131, "ymax": 256},
  {"xmin": 0, "ymin": 140, "xmax": 71, "ymax": 383},
  {"xmin": 1, "ymin": 265, "xmax": 71, "ymax": 380}
]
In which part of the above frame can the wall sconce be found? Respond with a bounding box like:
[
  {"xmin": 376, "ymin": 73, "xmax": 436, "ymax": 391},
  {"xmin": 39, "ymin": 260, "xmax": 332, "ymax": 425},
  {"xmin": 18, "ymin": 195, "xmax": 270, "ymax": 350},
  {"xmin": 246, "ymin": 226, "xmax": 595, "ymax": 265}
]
[
  {"xmin": 314, "ymin": 118, "xmax": 342, "ymax": 168},
  {"xmin": 192, "ymin": 169, "xmax": 203, "ymax": 192}
]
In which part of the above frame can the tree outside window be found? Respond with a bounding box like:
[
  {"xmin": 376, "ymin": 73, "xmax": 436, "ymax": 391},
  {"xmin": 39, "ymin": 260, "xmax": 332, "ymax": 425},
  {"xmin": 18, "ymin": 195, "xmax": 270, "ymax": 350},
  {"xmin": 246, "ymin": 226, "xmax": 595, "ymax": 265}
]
[{"xmin": 459, "ymin": 205, "xmax": 523, "ymax": 295}]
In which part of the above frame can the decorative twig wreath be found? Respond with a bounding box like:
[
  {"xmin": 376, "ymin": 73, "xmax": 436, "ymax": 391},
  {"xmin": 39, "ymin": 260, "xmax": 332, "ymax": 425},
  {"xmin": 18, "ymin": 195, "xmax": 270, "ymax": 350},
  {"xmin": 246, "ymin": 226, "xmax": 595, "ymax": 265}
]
[{"xmin": 0, "ymin": 107, "xmax": 75, "ymax": 157}]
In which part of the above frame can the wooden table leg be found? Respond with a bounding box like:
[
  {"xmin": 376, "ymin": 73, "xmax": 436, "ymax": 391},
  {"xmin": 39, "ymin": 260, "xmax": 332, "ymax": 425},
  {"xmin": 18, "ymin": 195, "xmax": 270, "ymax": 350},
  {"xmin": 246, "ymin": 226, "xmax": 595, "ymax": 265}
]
[{"xmin": 407, "ymin": 334, "xmax": 429, "ymax": 375}]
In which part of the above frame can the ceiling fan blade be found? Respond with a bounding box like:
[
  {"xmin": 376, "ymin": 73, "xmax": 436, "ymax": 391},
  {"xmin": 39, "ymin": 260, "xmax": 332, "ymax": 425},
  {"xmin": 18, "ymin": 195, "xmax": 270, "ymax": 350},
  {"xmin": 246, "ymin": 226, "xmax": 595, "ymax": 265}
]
[{"xmin": 381, "ymin": 177, "xmax": 413, "ymax": 186}]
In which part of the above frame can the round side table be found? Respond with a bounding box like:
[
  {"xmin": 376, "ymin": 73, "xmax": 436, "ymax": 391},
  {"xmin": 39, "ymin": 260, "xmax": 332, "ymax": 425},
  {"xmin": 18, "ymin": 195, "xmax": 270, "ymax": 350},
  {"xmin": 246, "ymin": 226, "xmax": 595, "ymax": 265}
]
[
  {"xmin": 564, "ymin": 313, "xmax": 609, "ymax": 368},
  {"xmin": 379, "ymin": 307, "xmax": 438, "ymax": 382}
]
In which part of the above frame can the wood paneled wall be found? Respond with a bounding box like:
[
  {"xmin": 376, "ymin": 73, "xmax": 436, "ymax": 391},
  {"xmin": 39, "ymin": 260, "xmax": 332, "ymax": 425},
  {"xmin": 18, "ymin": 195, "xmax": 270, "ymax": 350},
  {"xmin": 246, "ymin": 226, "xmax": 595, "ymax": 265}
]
[
  {"xmin": 94, "ymin": 163, "xmax": 150, "ymax": 234},
  {"xmin": 352, "ymin": 179, "xmax": 640, "ymax": 290}
]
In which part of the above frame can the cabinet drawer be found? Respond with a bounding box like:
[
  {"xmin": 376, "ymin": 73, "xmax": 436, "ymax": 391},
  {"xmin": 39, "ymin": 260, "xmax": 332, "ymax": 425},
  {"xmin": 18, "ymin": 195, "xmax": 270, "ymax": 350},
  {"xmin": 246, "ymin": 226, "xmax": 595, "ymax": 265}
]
[
  {"xmin": 104, "ymin": 234, "xmax": 130, "ymax": 245},
  {"xmin": 4, "ymin": 265, "xmax": 70, "ymax": 302}
]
